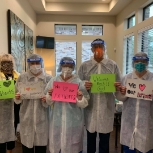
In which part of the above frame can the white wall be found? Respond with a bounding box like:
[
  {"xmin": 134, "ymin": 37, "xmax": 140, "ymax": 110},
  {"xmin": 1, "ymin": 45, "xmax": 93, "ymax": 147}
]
[
  {"xmin": 116, "ymin": 0, "xmax": 153, "ymax": 73},
  {"xmin": 36, "ymin": 15, "xmax": 116, "ymax": 76},
  {"xmin": 0, "ymin": 0, "xmax": 36, "ymax": 54}
]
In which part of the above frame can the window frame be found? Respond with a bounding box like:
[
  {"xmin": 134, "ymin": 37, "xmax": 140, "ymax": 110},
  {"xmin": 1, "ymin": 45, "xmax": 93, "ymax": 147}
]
[
  {"xmin": 139, "ymin": 27, "xmax": 153, "ymax": 72},
  {"xmin": 54, "ymin": 24, "xmax": 77, "ymax": 35},
  {"xmin": 81, "ymin": 41, "xmax": 93, "ymax": 62},
  {"xmin": 127, "ymin": 15, "xmax": 135, "ymax": 29},
  {"xmin": 81, "ymin": 25, "xmax": 103, "ymax": 36},
  {"xmin": 55, "ymin": 41, "xmax": 77, "ymax": 76},
  {"xmin": 143, "ymin": 2, "xmax": 153, "ymax": 21}
]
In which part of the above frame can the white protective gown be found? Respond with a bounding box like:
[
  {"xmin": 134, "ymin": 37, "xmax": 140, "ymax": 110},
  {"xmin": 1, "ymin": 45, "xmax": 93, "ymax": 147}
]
[
  {"xmin": 78, "ymin": 58, "xmax": 122, "ymax": 133},
  {"xmin": 0, "ymin": 70, "xmax": 19, "ymax": 143},
  {"xmin": 14, "ymin": 71, "xmax": 51, "ymax": 148},
  {"xmin": 116, "ymin": 71, "xmax": 153, "ymax": 153},
  {"xmin": 45, "ymin": 75, "xmax": 90, "ymax": 153}
]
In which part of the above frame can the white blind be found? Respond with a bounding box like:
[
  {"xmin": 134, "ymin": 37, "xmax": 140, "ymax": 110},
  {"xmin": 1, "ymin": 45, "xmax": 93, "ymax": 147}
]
[
  {"xmin": 138, "ymin": 25, "xmax": 153, "ymax": 72},
  {"xmin": 123, "ymin": 34, "xmax": 134, "ymax": 74},
  {"xmin": 82, "ymin": 41, "xmax": 93, "ymax": 62}
]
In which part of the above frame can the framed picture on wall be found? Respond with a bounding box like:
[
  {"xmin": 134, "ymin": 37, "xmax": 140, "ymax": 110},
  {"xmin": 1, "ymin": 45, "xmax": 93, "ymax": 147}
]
[
  {"xmin": 7, "ymin": 10, "xmax": 34, "ymax": 73},
  {"xmin": 7, "ymin": 9, "xmax": 26, "ymax": 73}
]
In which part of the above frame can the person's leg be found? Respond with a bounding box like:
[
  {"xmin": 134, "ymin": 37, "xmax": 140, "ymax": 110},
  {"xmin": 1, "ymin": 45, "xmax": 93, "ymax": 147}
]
[
  {"xmin": 6, "ymin": 141, "xmax": 15, "ymax": 153},
  {"xmin": 99, "ymin": 133, "xmax": 110, "ymax": 153},
  {"xmin": 35, "ymin": 146, "xmax": 47, "ymax": 153},
  {"xmin": 0, "ymin": 143, "xmax": 6, "ymax": 153},
  {"xmin": 22, "ymin": 144, "xmax": 34, "ymax": 153},
  {"xmin": 138, "ymin": 150, "xmax": 153, "ymax": 153},
  {"xmin": 87, "ymin": 130, "xmax": 97, "ymax": 153},
  {"xmin": 14, "ymin": 103, "xmax": 20, "ymax": 134},
  {"xmin": 123, "ymin": 145, "xmax": 136, "ymax": 153}
]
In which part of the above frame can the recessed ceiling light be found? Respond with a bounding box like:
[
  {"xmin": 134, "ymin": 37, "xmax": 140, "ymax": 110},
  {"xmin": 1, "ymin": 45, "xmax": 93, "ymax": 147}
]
[{"xmin": 102, "ymin": 0, "xmax": 106, "ymax": 1}]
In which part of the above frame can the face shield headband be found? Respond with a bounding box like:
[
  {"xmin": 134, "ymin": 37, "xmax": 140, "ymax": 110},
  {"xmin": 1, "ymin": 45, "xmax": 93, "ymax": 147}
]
[
  {"xmin": 60, "ymin": 59, "xmax": 75, "ymax": 66},
  {"xmin": 132, "ymin": 56, "xmax": 149, "ymax": 61},
  {"xmin": 27, "ymin": 58, "xmax": 44, "ymax": 69},
  {"xmin": 91, "ymin": 40, "xmax": 106, "ymax": 48},
  {"xmin": 27, "ymin": 58, "xmax": 43, "ymax": 63}
]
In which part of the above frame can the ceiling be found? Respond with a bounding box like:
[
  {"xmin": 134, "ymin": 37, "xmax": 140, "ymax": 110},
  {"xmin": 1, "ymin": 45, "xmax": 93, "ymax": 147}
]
[
  {"xmin": 45, "ymin": 0, "xmax": 112, "ymax": 3},
  {"xmin": 27, "ymin": 0, "xmax": 133, "ymax": 15}
]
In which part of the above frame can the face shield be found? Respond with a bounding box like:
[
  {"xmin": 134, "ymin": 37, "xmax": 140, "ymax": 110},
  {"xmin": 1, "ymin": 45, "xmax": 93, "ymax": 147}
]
[
  {"xmin": 27, "ymin": 54, "xmax": 44, "ymax": 75},
  {"xmin": 91, "ymin": 39, "xmax": 108, "ymax": 59},
  {"xmin": 27, "ymin": 57, "xmax": 44, "ymax": 68},
  {"xmin": 132, "ymin": 56, "xmax": 149, "ymax": 73},
  {"xmin": 58, "ymin": 57, "xmax": 75, "ymax": 79}
]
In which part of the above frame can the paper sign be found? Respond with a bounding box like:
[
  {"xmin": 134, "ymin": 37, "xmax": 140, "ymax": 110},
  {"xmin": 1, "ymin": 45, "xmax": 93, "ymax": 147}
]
[
  {"xmin": 52, "ymin": 82, "xmax": 78, "ymax": 103},
  {"xmin": 0, "ymin": 80, "xmax": 15, "ymax": 99},
  {"xmin": 90, "ymin": 74, "xmax": 116, "ymax": 93},
  {"xmin": 126, "ymin": 79, "xmax": 153, "ymax": 101},
  {"xmin": 18, "ymin": 81, "xmax": 44, "ymax": 99}
]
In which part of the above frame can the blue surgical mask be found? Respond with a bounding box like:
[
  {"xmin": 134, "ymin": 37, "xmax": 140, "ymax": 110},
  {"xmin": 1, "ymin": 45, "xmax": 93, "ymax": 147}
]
[{"xmin": 134, "ymin": 62, "xmax": 146, "ymax": 73}]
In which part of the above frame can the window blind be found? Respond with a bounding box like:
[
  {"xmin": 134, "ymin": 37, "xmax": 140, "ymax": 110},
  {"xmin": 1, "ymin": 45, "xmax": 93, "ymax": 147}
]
[
  {"xmin": 138, "ymin": 24, "xmax": 153, "ymax": 72},
  {"xmin": 123, "ymin": 33, "xmax": 134, "ymax": 74}
]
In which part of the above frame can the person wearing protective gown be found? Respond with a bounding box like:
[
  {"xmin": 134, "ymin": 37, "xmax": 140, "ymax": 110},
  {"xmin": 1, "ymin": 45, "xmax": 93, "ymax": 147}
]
[
  {"xmin": 78, "ymin": 39, "xmax": 122, "ymax": 153},
  {"xmin": 45, "ymin": 57, "xmax": 90, "ymax": 153},
  {"xmin": 14, "ymin": 54, "xmax": 51, "ymax": 153},
  {"xmin": 116, "ymin": 52, "xmax": 153, "ymax": 153}
]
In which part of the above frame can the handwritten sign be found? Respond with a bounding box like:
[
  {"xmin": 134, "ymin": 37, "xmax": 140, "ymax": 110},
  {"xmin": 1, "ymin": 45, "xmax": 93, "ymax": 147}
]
[
  {"xmin": 52, "ymin": 82, "xmax": 78, "ymax": 103},
  {"xmin": 126, "ymin": 79, "xmax": 153, "ymax": 101},
  {"xmin": 90, "ymin": 74, "xmax": 116, "ymax": 93},
  {"xmin": 0, "ymin": 80, "xmax": 15, "ymax": 99},
  {"xmin": 18, "ymin": 81, "xmax": 44, "ymax": 99}
]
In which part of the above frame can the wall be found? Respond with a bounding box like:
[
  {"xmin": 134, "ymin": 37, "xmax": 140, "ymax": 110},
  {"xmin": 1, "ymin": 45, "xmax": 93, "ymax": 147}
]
[
  {"xmin": 0, "ymin": 0, "xmax": 36, "ymax": 54},
  {"xmin": 36, "ymin": 15, "xmax": 116, "ymax": 76},
  {"xmin": 116, "ymin": 0, "xmax": 153, "ymax": 73}
]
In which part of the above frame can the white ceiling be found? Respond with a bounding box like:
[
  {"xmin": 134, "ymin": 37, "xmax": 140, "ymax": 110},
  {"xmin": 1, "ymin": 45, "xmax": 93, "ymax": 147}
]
[
  {"xmin": 28, "ymin": 0, "xmax": 133, "ymax": 15},
  {"xmin": 45, "ymin": 0, "xmax": 111, "ymax": 4}
]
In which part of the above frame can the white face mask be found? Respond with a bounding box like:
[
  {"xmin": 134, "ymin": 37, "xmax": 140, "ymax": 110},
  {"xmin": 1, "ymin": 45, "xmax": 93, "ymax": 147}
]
[
  {"xmin": 30, "ymin": 65, "xmax": 42, "ymax": 75},
  {"xmin": 61, "ymin": 67, "xmax": 73, "ymax": 79}
]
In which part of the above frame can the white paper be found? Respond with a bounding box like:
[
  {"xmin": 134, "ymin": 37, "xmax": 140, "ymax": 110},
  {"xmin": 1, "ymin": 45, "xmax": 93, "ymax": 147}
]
[
  {"xmin": 18, "ymin": 81, "xmax": 44, "ymax": 99},
  {"xmin": 126, "ymin": 79, "xmax": 153, "ymax": 101}
]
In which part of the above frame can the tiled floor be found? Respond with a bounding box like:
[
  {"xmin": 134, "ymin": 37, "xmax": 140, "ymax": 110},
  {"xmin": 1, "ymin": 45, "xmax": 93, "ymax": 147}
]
[{"xmin": 13, "ymin": 126, "xmax": 122, "ymax": 153}]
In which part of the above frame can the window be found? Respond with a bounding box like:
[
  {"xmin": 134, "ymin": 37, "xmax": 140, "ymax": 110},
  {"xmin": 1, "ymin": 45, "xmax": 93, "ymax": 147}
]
[
  {"xmin": 82, "ymin": 41, "xmax": 93, "ymax": 62},
  {"xmin": 138, "ymin": 25, "xmax": 153, "ymax": 72},
  {"xmin": 82, "ymin": 25, "xmax": 103, "ymax": 36},
  {"xmin": 55, "ymin": 41, "xmax": 76, "ymax": 76},
  {"xmin": 143, "ymin": 2, "xmax": 153, "ymax": 20},
  {"xmin": 123, "ymin": 34, "xmax": 134, "ymax": 74},
  {"xmin": 55, "ymin": 24, "xmax": 77, "ymax": 35},
  {"xmin": 127, "ymin": 15, "xmax": 135, "ymax": 29}
]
